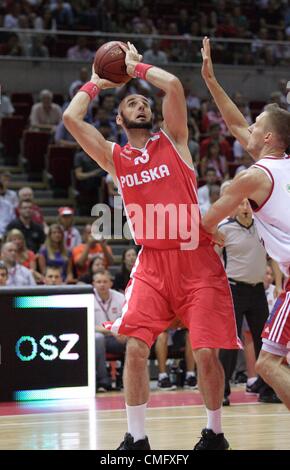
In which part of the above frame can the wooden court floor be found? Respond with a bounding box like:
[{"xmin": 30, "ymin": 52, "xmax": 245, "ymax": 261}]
[{"xmin": 0, "ymin": 387, "xmax": 289, "ymax": 450}]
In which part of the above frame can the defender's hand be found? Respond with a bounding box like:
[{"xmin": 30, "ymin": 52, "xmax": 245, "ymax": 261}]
[{"xmin": 201, "ymin": 36, "xmax": 215, "ymax": 83}]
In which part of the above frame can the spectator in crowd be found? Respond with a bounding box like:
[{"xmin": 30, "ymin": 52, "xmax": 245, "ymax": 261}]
[
  {"xmin": 16, "ymin": 187, "xmax": 45, "ymax": 227},
  {"xmin": 74, "ymin": 149, "xmax": 105, "ymax": 214},
  {"xmin": 29, "ymin": 89, "xmax": 62, "ymax": 132},
  {"xmin": 235, "ymin": 151, "xmax": 253, "ymax": 175},
  {"xmin": 200, "ymin": 123, "xmax": 232, "ymax": 161},
  {"xmin": 143, "ymin": 40, "xmax": 168, "ymax": 65},
  {"xmin": 50, "ymin": 0, "xmax": 74, "ymax": 29},
  {"xmin": 201, "ymin": 101, "xmax": 229, "ymax": 137},
  {"xmin": 27, "ymin": 35, "xmax": 49, "ymax": 58},
  {"xmin": 6, "ymin": 229, "xmax": 36, "ymax": 271},
  {"xmin": 0, "ymin": 182, "xmax": 15, "ymax": 239},
  {"xmin": 0, "ymin": 33, "xmax": 24, "ymax": 56},
  {"xmin": 54, "ymin": 119, "xmax": 79, "ymax": 148},
  {"xmin": 0, "ymin": 261, "xmax": 8, "ymax": 286},
  {"xmin": 0, "ymin": 171, "xmax": 18, "ymax": 209},
  {"xmin": 197, "ymin": 167, "xmax": 218, "ymax": 214},
  {"xmin": 68, "ymin": 67, "xmax": 89, "ymax": 104},
  {"xmin": 38, "ymin": 224, "xmax": 74, "ymax": 283},
  {"xmin": 0, "ymin": 90, "xmax": 14, "ymax": 122},
  {"xmin": 58, "ymin": 207, "xmax": 81, "ymax": 250},
  {"xmin": 264, "ymin": 263, "xmax": 277, "ymax": 313},
  {"xmin": 6, "ymin": 199, "xmax": 45, "ymax": 253},
  {"xmin": 2, "ymin": 242, "xmax": 36, "ymax": 286},
  {"xmin": 3, "ymin": 3, "xmax": 21, "ymax": 28},
  {"xmin": 94, "ymin": 269, "xmax": 126, "ymax": 391},
  {"xmin": 67, "ymin": 36, "xmax": 92, "ymax": 61},
  {"xmin": 72, "ymin": 224, "xmax": 114, "ymax": 278},
  {"xmin": 113, "ymin": 247, "xmax": 137, "ymax": 293},
  {"xmin": 156, "ymin": 325, "xmax": 197, "ymax": 391},
  {"xmin": 44, "ymin": 265, "xmax": 63, "ymax": 286},
  {"xmin": 199, "ymin": 184, "xmax": 221, "ymax": 216},
  {"xmin": 200, "ymin": 142, "xmax": 229, "ymax": 180},
  {"xmin": 78, "ymin": 254, "xmax": 105, "ymax": 284}
]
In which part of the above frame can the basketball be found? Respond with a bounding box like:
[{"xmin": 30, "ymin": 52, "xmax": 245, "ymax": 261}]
[{"xmin": 93, "ymin": 41, "xmax": 130, "ymax": 83}]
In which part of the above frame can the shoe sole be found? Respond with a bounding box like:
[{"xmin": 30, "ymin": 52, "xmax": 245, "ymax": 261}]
[{"xmin": 157, "ymin": 386, "xmax": 177, "ymax": 391}]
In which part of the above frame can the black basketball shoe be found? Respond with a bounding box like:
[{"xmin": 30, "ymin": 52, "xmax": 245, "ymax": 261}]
[
  {"xmin": 117, "ymin": 433, "xmax": 151, "ymax": 450},
  {"xmin": 193, "ymin": 428, "xmax": 231, "ymax": 450}
]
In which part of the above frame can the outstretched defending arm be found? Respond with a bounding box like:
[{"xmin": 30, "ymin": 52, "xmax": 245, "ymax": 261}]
[
  {"xmin": 63, "ymin": 69, "xmax": 123, "ymax": 178},
  {"xmin": 201, "ymin": 37, "xmax": 250, "ymax": 150},
  {"xmin": 123, "ymin": 42, "xmax": 188, "ymax": 145}
]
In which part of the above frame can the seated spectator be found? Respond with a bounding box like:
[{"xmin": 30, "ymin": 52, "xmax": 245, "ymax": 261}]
[
  {"xmin": 0, "ymin": 261, "xmax": 8, "ymax": 286},
  {"xmin": 27, "ymin": 35, "xmax": 49, "ymax": 58},
  {"xmin": 0, "ymin": 90, "xmax": 14, "ymax": 124},
  {"xmin": 0, "ymin": 182, "xmax": 15, "ymax": 240},
  {"xmin": 78, "ymin": 254, "xmax": 105, "ymax": 284},
  {"xmin": 3, "ymin": 4, "xmax": 21, "ymax": 28},
  {"xmin": 38, "ymin": 224, "xmax": 74, "ymax": 283},
  {"xmin": 2, "ymin": 242, "xmax": 36, "ymax": 286},
  {"xmin": 29, "ymin": 89, "xmax": 62, "ymax": 133},
  {"xmin": 200, "ymin": 142, "xmax": 229, "ymax": 181},
  {"xmin": 6, "ymin": 199, "xmax": 45, "ymax": 253},
  {"xmin": 0, "ymin": 171, "xmax": 18, "ymax": 209},
  {"xmin": 16, "ymin": 187, "xmax": 45, "ymax": 227},
  {"xmin": 199, "ymin": 184, "xmax": 221, "ymax": 216},
  {"xmin": 69, "ymin": 67, "xmax": 89, "ymax": 99},
  {"xmin": 72, "ymin": 225, "xmax": 114, "ymax": 278},
  {"xmin": 0, "ymin": 33, "xmax": 24, "ymax": 56},
  {"xmin": 67, "ymin": 37, "xmax": 92, "ymax": 61},
  {"xmin": 93, "ymin": 270, "xmax": 126, "ymax": 391},
  {"xmin": 155, "ymin": 324, "xmax": 196, "ymax": 390},
  {"xmin": 58, "ymin": 207, "xmax": 81, "ymax": 250},
  {"xmin": 200, "ymin": 123, "xmax": 232, "ymax": 161},
  {"xmin": 50, "ymin": 0, "xmax": 74, "ymax": 29},
  {"xmin": 74, "ymin": 150, "xmax": 105, "ymax": 214},
  {"xmin": 113, "ymin": 247, "xmax": 137, "ymax": 293},
  {"xmin": 44, "ymin": 266, "xmax": 63, "ymax": 286},
  {"xmin": 54, "ymin": 120, "xmax": 79, "ymax": 148},
  {"xmin": 6, "ymin": 229, "xmax": 36, "ymax": 271},
  {"xmin": 201, "ymin": 102, "xmax": 229, "ymax": 137},
  {"xmin": 143, "ymin": 41, "xmax": 168, "ymax": 65},
  {"xmin": 235, "ymin": 151, "xmax": 253, "ymax": 175},
  {"xmin": 197, "ymin": 167, "xmax": 218, "ymax": 209}
]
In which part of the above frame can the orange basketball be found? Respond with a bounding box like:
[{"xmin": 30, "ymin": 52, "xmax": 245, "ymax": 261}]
[{"xmin": 93, "ymin": 41, "xmax": 130, "ymax": 83}]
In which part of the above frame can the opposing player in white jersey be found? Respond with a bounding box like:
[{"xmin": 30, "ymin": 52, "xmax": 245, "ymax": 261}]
[{"xmin": 201, "ymin": 37, "xmax": 290, "ymax": 410}]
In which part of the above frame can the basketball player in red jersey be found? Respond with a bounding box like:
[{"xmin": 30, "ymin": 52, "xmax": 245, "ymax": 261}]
[
  {"xmin": 63, "ymin": 42, "xmax": 240, "ymax": 450},
  {"xmin": 201, "ymin": 37, "xmax": 290, "ymax": 411}
]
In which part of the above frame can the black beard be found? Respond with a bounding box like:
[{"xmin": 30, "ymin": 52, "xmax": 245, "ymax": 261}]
[{"xmin": 121, "ymin": 112, "xmax": 152, "ymax": 130}]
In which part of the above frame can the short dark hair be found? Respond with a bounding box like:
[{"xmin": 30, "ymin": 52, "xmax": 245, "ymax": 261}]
[
  {"xmin": 0, "ymin": 261, "xmax": 8, "ymax": 276},
  {"xmin": 264, "ymin": 103, "xmax": 290, "ymax": 149}
]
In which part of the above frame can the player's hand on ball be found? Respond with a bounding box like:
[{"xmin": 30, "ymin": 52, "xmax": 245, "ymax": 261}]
[
  {"xmin": 120, "ymin": 41, "xmax": 143, "ymax": 77},
  {"xmin": 201, "ymin": 36, "xmax": 215, "ymax": 82},
  {"xmin": 90, "ymin": 65, "xmax": 123, "ymax": 90}
]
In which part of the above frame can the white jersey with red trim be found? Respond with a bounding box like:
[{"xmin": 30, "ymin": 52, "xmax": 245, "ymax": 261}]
[{"xmin": 252, "ymin": 155, "xmax": 290, "ymax": 276}]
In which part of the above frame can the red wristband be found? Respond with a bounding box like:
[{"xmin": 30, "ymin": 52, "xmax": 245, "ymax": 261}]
[
  {"xmin": 133, "ymin": 63, "xmax": 153, "ymax": 80},
  {"xmin": 79, "ymin": 81, "xmax": 100, "ymax": 100}
]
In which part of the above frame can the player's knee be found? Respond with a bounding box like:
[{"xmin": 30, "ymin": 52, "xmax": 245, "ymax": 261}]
[
  {"xmin": 126, "ymin": 337, "xmax": 150, "ymax": 364},
  {"xmin": 194, "ymin": 348, "xmax": 215, "ymax": 374}
]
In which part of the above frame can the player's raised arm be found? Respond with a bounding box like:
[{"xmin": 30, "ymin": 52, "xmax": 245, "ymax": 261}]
[
  {"xmin": 201, "ymin": 37, "xmax": 250, "ymax": 150},
  {"xmin": 122, "ymin": 42, "xmax": 188, "ymax": 144},
  {"xmin": 63, "ymin": 68, "xmax": 123, "ymax": 177}
]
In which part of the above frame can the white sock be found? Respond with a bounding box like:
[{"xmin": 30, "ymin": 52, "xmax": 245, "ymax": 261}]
[
  {"xmin": 247, "ymin": 376, "xmax": 257, "ymax": 386},
  {"xmin": 126, "ymin": 403, "xmax": 147, "ymax": 442},
  {"xmin": 158, "ymin": 372, "xmax": 168, "ymax": 380},
  {"xmin": 186, "ymin": 371, "xmax": 195, "ymax": 379},
  {"xmin": 206, "ymin": 408, "xmax": 222, "ymax": 434}
]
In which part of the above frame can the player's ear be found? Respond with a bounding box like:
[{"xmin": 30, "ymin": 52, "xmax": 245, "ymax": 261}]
[{"xmin": 116, "ymin": 113, "xmax": 122, "ymax": 126}]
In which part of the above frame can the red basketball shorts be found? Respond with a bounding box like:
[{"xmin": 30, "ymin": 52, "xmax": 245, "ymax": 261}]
[
  {"xmin": 110, "ymin": 245, "xmax": 241, "ymax": 350},
  {"xmin": 262, "ymin": 278, "xmax": 290, "ymax": 346}
]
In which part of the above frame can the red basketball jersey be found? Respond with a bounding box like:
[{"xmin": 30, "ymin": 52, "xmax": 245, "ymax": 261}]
[{"xmin": 112, "ymin": 129, "xmax": 211, "ymax": 249}]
